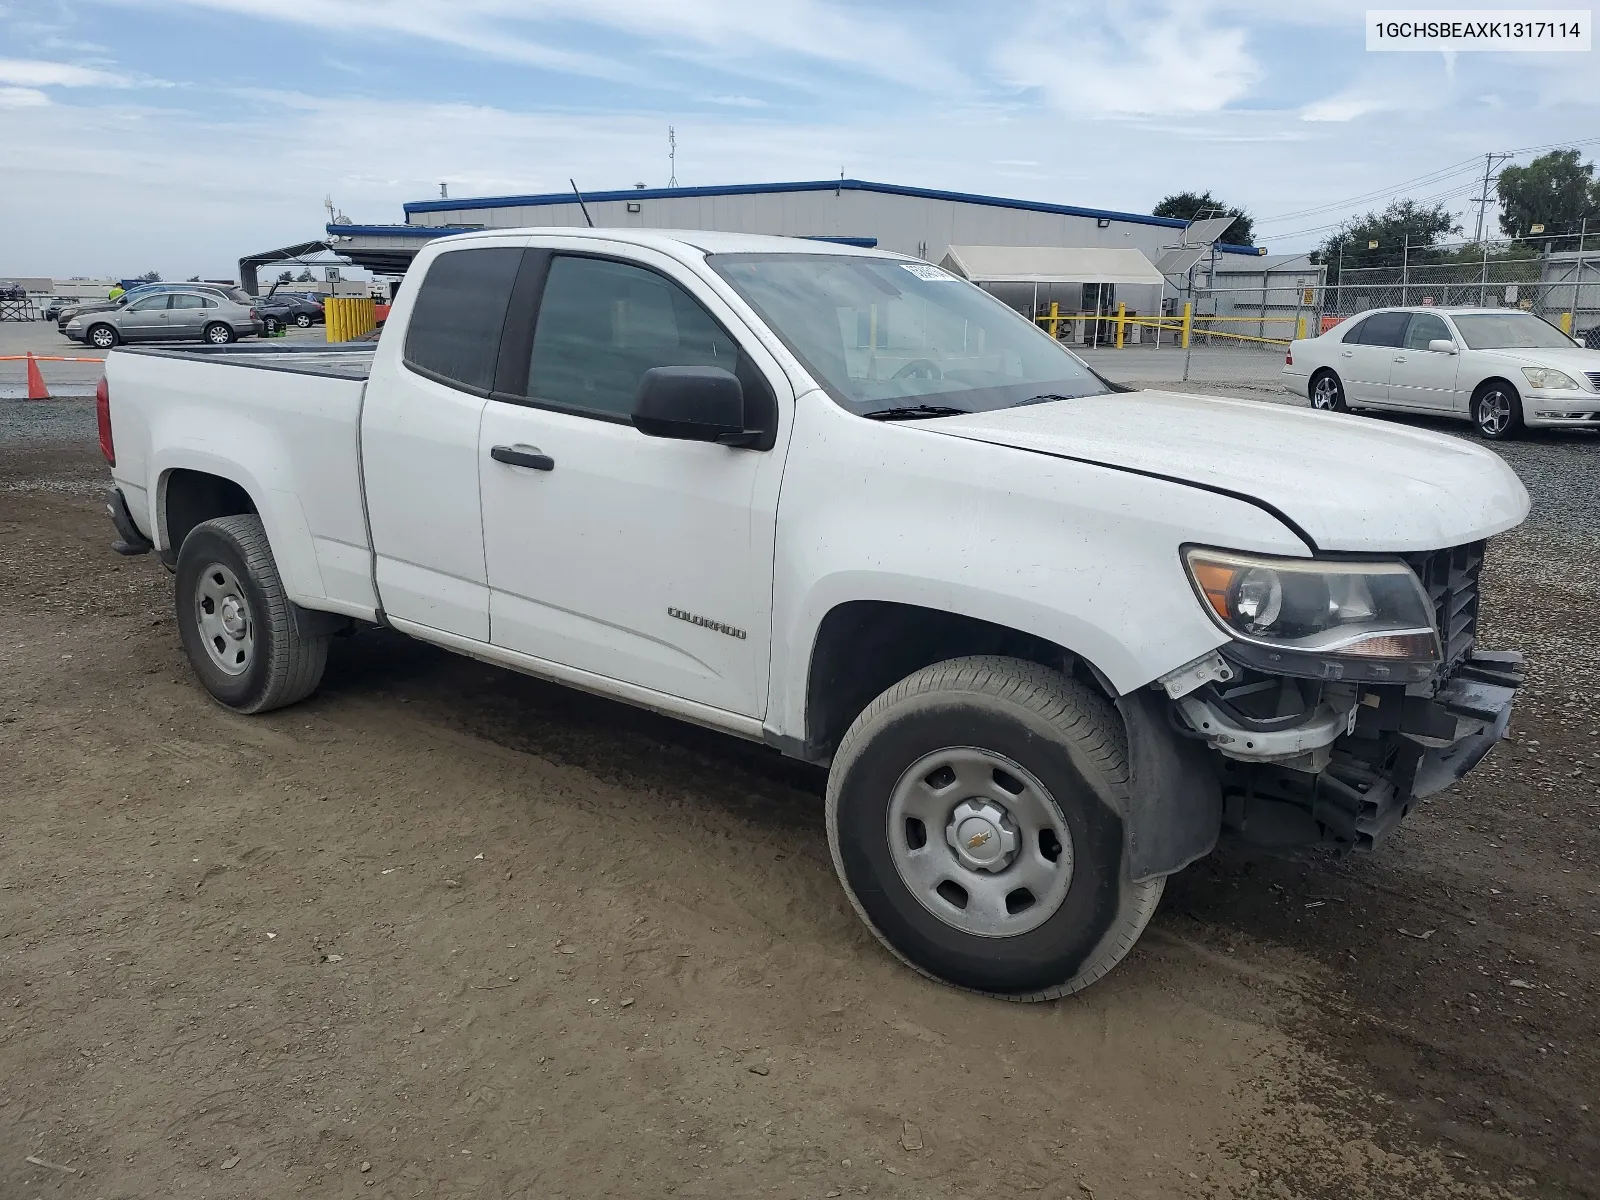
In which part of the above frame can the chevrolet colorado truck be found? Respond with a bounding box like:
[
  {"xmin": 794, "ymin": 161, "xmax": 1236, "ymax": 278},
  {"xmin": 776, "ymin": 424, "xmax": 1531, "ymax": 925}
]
[{"xmin": 99, "ymin": 229, "xmax": 1530, "ymax": 1000}]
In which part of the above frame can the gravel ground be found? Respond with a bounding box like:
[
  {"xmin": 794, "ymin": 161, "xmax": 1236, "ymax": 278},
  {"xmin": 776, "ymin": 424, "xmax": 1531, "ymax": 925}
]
[{"xmin": 2, "ymin": 372, "xmax": 1596, "ymax": 1199}]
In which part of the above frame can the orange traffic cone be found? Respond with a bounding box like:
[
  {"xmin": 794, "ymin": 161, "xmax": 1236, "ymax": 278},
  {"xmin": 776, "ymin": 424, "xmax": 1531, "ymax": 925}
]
[{"xmin": 25, "ymin": 351, "xmax": 49, "ymax": 400}]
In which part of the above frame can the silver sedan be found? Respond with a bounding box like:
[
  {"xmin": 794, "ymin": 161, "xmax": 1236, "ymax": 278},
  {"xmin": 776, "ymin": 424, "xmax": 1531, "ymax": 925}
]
[{"xmin": 66, "ymin": 289, "xmax": 263, "ymax": 349}]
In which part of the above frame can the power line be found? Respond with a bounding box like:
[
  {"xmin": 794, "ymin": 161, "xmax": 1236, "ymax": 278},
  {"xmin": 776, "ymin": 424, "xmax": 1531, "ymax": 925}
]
[{"xmin": 1255, "ymin": 135, "xmax": 1600, "ymax": 233}]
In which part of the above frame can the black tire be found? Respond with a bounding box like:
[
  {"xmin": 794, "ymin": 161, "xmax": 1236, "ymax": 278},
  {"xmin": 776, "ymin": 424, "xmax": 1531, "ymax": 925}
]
[
  {"xmin": 175, "ymin": 515, "xmax": 328, "ymax": 714},
  {"xmin": 1472, "ymin": 379, "xmax": 1524, "ymax": 440},
  {"xmin": 204, "ymin": 322, "xmax": 236, "ymax": 345},
  {"xmin": 294, "ymin": 312, "xmax": 313, "ymax": 328},
  {"xmin": 87, "ymin": 323, "xmax": 119, "ymax": 350},
  {"xmin": 1308, "ymin": 369, "xmax": 1349, "ymax": 412},
  {"xmin": 826, "ymin": 656, "xmax": 1163, "ymax": 1001}
]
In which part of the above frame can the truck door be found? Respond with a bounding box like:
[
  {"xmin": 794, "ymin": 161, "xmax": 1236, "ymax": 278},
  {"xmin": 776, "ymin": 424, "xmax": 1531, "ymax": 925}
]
[
  {"xmin": 477, "ymin": 248, "xmax": 789, "ymax": 718},
  {"xmin": 360, "ymin": 243, "xmax": 527, "ymax": 641}
]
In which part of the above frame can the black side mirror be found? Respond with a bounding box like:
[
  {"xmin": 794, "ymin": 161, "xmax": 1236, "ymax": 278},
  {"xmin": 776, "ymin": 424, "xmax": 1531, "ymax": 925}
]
[{"xmin": 632, "ymin": 366, "xmax": 754, "ymax": 445}]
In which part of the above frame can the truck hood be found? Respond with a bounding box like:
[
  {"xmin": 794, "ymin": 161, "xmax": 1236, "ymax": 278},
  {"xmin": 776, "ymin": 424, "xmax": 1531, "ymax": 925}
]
[{"xmin": 927, "ymin": 390, "xmax": 1530, "ymax": 553}]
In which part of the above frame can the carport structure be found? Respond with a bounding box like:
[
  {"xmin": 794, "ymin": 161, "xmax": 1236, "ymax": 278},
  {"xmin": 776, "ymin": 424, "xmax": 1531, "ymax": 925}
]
[{"xmin": 236, "ymin": 240, "xmax": 338, "ymax": 298}]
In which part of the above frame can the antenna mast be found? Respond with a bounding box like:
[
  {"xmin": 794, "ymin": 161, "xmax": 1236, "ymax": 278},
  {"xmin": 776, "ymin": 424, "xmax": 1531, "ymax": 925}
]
[{"xmin": 668, "ymin": 126, "xmax": 678, "ymax": 188}]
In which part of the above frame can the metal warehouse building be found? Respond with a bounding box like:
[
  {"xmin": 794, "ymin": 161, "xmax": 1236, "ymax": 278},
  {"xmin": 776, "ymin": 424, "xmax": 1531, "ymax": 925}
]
[{"xmin": 321, "ymin": 179, "xmax": 1264, "ymax": 327}]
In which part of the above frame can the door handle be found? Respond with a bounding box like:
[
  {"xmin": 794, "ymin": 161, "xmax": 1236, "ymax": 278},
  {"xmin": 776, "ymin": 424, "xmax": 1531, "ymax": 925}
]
[
  {"xmin": 490, "ymin": 444, "xmax": 554, "ymax": 471},
  {"xmin": 1394, "ymin": 355, "xmax": 1407, "ymax": 362},
  {"xmin": 1339, "ymin": 349, "xmax": 1353, "ymax": 357}
]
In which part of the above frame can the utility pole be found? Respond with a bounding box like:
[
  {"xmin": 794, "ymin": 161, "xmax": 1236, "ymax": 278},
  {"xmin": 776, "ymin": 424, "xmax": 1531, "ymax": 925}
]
[
  {"xmin": 668, "ymin": 127, "xmax": 678, "ymax": 188},
  {"xmin": 1470, "ymin": 151, "xmax": 1513, "ymax": 244}
]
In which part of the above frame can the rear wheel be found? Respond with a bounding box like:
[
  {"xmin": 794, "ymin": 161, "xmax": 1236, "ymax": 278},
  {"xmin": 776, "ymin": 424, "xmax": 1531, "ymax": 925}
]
[
  {"xmin": 294, "ymin": 312, "xmax": 313, "ymax": 328},
  {"xmin": 204, "ymin": 321, "xmax": 236, "ymax": 345},
  {"xmin": 1309, "ymin": 370, "xmax": 1348, "ymax": 412},
  {"xmin": 826, "ymin": 656, "xmax": 1163, "ymax": 1001},
  {"xmin": 175, "ymin": 515, "xmax": 328, "ymax": 713},
  {"xmin": 1473, "ymin": 380, "xmax": 1523, "ymax": 440}
]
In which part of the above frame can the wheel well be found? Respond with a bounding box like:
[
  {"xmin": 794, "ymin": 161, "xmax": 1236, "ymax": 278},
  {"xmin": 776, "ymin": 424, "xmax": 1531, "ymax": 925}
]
[
  {"xmin": 162, "ymin": 469, "xmax": 257, "ymax": 554},
  {"xmin": 1471, "ymin": 376, "xmax": 1518, "ymax": 401},
  {"xmin": 802, "ymin": 601, "xmax": 1112, "ymax": 760}
]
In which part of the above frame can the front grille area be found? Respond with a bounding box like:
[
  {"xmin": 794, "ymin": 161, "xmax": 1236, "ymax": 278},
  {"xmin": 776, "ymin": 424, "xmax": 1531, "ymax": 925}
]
[
  {"xmin": 1586, "ymin": 371, "xmax": 1600, "ymax": 390},
  {"xmin": 1403, "ymin": 541, "xmax": 1484, "ymax": 672}
]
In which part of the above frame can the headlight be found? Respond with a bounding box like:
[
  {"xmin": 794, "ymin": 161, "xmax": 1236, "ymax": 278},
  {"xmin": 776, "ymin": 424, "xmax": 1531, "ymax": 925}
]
[
  {"xmin": 1522, "ymin": 366, "xmax": 1578, "ymax": 390},
  {"xmin": 1184, "ymin": 547, "xmax": 1439, "ymax": 680}
]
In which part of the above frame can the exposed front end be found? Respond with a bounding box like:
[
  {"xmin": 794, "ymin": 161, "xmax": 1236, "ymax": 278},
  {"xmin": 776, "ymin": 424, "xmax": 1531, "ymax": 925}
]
[{"xmin": 1167, "ymin": 541, "xmax": 1521, "ymax": 850}]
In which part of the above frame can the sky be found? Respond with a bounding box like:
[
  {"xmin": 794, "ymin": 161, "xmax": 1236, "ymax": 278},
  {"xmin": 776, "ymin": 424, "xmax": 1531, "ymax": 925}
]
[{"xmin": 1, "ymin": 0, "xmax": 1597, "ymax": 280}]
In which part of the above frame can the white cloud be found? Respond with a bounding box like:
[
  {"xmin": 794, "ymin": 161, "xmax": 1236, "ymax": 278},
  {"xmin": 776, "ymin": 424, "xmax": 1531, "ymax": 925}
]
[
  {"xmin": 0, "ymin": 57, "xmax": 130, "ymax": 87},
  {"xmin": 115, "ymin": 0, "xmax": 964, "ymax": 91},
  {"xmin": 995, "ymin": 1, "xmax": 1259, "ymax": 117},
  {"xmin": 0, "ymin": 85, "xmax": 50, "ymax": 107},
  {"xmin": 705, "ymin": 95, "xmax": 767, "ymax": 109}
]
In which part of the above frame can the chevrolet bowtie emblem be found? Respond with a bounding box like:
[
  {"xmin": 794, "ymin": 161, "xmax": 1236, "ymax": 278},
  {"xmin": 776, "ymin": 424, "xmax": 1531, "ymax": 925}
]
[{"xmin": 966, "ymin": 830, "xmax": 992, "ymax": 850}]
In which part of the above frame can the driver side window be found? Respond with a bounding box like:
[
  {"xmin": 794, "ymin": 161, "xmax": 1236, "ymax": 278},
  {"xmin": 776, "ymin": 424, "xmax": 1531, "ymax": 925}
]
[
  {"xmin": 127, "ymin": 295, "xmax": 170, "ymax": 312},
  {"xmin": 527, "ymin": 256, "xmax": 742, "ymax": 420}
]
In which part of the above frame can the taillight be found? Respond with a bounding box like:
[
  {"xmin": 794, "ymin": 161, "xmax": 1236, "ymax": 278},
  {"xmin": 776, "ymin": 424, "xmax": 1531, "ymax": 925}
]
[
  {"xmin": 1285, "ymin": 351, "xmax": 1293, "ymax": 365},
  {"xmin": 248, "ymin": 308, "xmax": 258, "ymax": 319},
  {"xmin": 96, "ymin": 376, "xmax": 114, "ymax": 466}
]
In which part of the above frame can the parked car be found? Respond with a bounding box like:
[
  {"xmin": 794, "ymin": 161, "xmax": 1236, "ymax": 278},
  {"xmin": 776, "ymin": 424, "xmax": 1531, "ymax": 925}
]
[
  {"xmin": 58, "ymin": 282, "xmax": 253, "ymax": 335},
  {"xmin": 98, "ymin": 230, "xmax": 1528, "ymax": 1001},
  {"xmin": 255, "ymin": 293, "xmax": 324, "ymax": 329},
  {"xmin": 42, "ymin": 296, "xmax": 84, "ymax": 322},
  {"xmin": 0, "ymin": 281, "xmax": 26, "ymax": 301},
  {"xmin": 65, "ymin": 287, "xmax": 261, "ymax": 348},
  {"xmin": 1285, "ymin": 306, "xmax": 1600, "ymax": 439}
]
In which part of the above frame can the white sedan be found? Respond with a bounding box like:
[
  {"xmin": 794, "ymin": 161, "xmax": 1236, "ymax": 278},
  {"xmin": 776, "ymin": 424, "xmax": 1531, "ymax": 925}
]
[{"xmin": 1283, "ymin": 306, "xmax": 1600, "ymax": 439}]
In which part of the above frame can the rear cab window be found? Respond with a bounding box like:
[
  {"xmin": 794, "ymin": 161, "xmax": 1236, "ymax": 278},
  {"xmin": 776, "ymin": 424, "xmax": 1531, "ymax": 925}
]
[{"xmin": 403, "ymin": 246, "xmax": 525, "ymax": 395}]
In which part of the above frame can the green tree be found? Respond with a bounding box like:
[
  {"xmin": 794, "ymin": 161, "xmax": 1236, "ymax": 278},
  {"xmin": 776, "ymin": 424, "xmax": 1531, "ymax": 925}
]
[
  {"xmin": 1152, "ymin": 191, "xmax": 1254, "ymax": 245},
  {"xmin": 1496, "ymin": 149, "xmax": 1599, "ymax": 244},
  {"xmin": 136, "ymin": 270, "xmax": 161, "ymax": 282},
  {"xmin": 1316, "ymin": 200, "xmax": 1460, "ymax": 283}
]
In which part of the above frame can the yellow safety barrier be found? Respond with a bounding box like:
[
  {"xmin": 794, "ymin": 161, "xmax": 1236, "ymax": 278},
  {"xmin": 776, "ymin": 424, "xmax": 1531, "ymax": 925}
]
[
  {"xmin": 1032, "ymin": 305, "xmax": 1308, "ymax": 348},
  {"xmin": 326, "ymin": 296, "xmax": 377, "ymax": 343},
  {"xmin": 1559, "ymin": 311, "xmax": 1573, "ymax": 334}
]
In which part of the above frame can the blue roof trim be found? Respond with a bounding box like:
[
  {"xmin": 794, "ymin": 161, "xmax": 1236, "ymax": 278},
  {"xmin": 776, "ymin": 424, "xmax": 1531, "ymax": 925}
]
[
  {"xmin": 400, "ymin": 179, "xmax": 1259, "ymax": 253},
  {"xmin": 802, "ymin": 235, "xmax": 878, "ymax": 248},
  {"xmin": 327, "ymin": 223, "xmax": 481, "ymax": 238}
]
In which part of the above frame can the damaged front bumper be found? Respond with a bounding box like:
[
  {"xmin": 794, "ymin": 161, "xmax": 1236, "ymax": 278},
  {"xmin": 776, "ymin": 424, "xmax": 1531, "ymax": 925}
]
[{"xmin": 1167, "ymin": 647, "xmax": 1523, "ymax": 851}]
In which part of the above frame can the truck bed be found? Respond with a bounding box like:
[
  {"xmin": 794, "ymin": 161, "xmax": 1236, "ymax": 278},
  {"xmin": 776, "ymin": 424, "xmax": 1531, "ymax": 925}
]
[{"xmin": 118, "ymin": 341, "xmax": 375, "ymax": 381}]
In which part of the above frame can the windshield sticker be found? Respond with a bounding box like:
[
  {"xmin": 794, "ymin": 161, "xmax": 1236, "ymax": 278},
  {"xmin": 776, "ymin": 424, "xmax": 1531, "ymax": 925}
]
[{"xmin": 901, "ymin": 263, "xmax": 957, "ymax": 282}]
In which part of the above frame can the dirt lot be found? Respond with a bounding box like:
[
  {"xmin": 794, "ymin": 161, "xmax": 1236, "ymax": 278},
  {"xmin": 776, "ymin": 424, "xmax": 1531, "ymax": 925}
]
[{"xmin": 2, "ymin": 401, "xmax": 1596, "ymax": 1200}]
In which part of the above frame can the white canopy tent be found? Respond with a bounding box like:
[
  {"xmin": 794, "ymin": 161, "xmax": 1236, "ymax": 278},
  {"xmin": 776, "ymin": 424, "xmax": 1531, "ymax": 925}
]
[
  {"xmin": 938, "ymin": 245, "xmax": 1165, "ymax": 346},
  {"xmin": 939, "ymin": 245, "xmax": 1164, "ymax": 287}
]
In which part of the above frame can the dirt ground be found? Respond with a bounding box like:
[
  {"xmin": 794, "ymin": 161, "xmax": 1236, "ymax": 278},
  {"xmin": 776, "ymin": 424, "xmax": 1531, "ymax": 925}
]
[{"xmin": 2, "ymin": 410, "xmax": 1596, "ymax": 1200}]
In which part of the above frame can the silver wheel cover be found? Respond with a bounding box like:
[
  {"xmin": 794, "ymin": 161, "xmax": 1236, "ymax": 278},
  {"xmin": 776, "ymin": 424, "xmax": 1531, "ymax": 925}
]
[
  {"xmin": 886, "ymin": 747, "xmax": 1075, "ymax": 937},
  {"xmin": 195, "ymin": 562, "xmax": 255, "ymax": 676}
]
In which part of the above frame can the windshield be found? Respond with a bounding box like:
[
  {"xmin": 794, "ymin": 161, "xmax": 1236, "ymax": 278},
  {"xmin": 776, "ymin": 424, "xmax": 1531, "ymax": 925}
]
[
  {"xmin": 708, "ymin": 253, "xmax": 1111, "ymax": 416},
  {"xmin": 1452, "ymin": 313, "xmax": 1576, "ymax": 350}
]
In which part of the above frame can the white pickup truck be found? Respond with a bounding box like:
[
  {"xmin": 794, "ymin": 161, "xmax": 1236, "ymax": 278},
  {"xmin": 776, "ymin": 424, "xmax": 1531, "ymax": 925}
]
[{"xmin": 100, "ymin": 229, "xmax": 1530, "ymax": 1000}]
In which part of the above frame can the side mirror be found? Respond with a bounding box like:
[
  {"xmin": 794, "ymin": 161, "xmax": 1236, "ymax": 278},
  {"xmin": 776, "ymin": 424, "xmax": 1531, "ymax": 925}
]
[
  {"xmin": 632, "ymin": 366, "xmax": 752, "ymax": 445},
  {"xmin": 1427, "ymin": 339, "xmax": 1458, "ymax": 355}
]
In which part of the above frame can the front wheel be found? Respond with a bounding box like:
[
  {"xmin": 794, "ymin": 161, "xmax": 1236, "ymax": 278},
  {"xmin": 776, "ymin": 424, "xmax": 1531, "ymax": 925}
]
[
  {"xmin": 1473, "ymin": 381, "xmax": 1524, "ymax": 440},
  {"xmin": 1309, "ymin": 370, "xmax": 1348, "ymax": 412},
  {"xmin": 826, "ymin": 656, "xmax": 1163, "ymax": 1001},
  {"xmin": 204, "ymin": 322, "xmax": 236, "ymax": 345},
  {"xmin": 87, "ymin": 323, "xmax": 118, "ymax": 349},
  {"xmin": 175, "ymin": 515, "xmax": 328, "ymax": 713}
]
